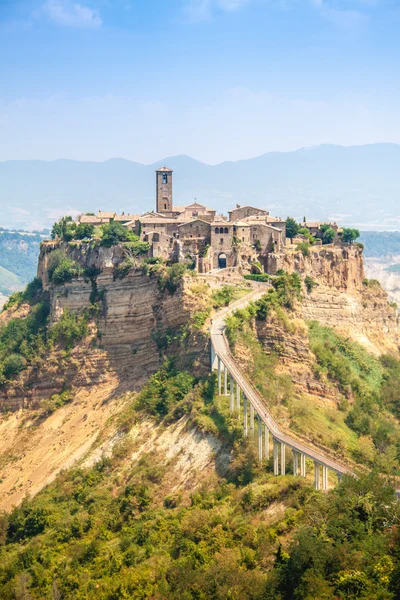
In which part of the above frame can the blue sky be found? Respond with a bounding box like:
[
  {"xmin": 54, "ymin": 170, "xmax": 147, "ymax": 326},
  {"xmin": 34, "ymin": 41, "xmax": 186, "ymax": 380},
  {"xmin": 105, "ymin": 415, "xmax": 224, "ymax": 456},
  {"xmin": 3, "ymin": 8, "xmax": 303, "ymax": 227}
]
[{"xmin": 0, "ymin": 0, "xmax": 399, "ymax": 163}]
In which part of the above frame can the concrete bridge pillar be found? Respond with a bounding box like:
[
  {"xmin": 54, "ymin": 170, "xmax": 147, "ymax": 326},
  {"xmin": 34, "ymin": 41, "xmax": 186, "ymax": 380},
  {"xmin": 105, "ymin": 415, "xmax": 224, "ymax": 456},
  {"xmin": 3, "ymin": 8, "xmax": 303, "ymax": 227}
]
[
  {"xmin": 314, "ymin": 462, "xmax": 321, "ymax": 490},
  {"xmin": 229, "ymin": 375, "xmax": 234, "ymax": 413},
  {"xmin": 281, "ymin": 442, "xmax": 286, "ymax": 475},
  {"xmin": 243, "ymin": 395, "xmax": 248, "ymax": 436},
  {"xmin": 322, "ymin": 466, "xmax": 328, "ymax": 491},
  {"xmin": 300, "ymin": 453, "xmax": 306, "ymax": 477},
  {"xmin": 217, "ymin": 357, "xmax": 222, "ymax": 396},
  {"xmin": 337, "ymin": 473, "xmax": 342, "ymax": 484},
  {"xmin": 293, "ymin": 451, "xmax": 299, "ymax": 476},
  {"xmin": 257, "ymin": 417, "xmax": 263, "ymax": 463},
  {"xmin": 224, "ymin": 367, "xmax": 228, "ymax": 396},
  {"xmin": 236, "ymin": 384, "xmax": 241, "ymax": 415},
  {"xmin": 265, "ymin": 427, "xmax": 270, "ymax": 461},
  {"xmin": 273, "ymin": 439, "xmax": 279, "ymax": 476},
  {"xmin": 250, "ymin": 403, "xmax": 255, "ymax": 435}
]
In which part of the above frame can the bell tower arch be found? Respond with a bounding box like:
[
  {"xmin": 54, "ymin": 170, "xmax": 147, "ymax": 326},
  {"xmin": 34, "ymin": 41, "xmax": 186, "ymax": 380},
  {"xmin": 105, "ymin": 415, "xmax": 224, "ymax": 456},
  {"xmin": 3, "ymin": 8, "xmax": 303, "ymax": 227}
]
[{"xmin": 156, "ymin": 166, "xmax": 173, "ymax": 213}]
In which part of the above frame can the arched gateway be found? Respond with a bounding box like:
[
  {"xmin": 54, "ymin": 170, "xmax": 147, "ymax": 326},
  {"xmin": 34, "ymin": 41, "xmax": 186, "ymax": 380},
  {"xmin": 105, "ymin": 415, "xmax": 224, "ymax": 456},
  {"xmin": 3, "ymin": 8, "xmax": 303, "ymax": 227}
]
[{"xmin": 218, "ymin": 253, "xmax": 227, "ymax": 269}]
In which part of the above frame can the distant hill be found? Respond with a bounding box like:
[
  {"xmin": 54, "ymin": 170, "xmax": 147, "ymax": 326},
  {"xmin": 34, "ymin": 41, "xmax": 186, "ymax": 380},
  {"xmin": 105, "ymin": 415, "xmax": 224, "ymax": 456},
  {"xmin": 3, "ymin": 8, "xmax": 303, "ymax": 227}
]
[
  {"xmin": 360, "ymin": 231, "xmax": 400, "ymax": 258},
  {"xmin": 0, "ymin": 231, "xmax": 43, "ymax": 297},
  {"xmin": 1, "ymin": 144, "xmax": 400, "ymax": 230}
]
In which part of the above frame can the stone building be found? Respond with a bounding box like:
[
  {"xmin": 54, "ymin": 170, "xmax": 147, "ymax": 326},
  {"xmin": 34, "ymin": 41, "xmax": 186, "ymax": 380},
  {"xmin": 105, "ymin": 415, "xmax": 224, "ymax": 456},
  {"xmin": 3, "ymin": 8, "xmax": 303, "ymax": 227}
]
[
  {"xmin": 80, "ymin": 166, "xmax": 287, "ymax": 274},
  {"xmin": 156, "ymin": 166, "xmax": 173, "ymax": 213},
  {"xmin": 228, "ymin": 205, "xmax": 269, "ymax": 222}
]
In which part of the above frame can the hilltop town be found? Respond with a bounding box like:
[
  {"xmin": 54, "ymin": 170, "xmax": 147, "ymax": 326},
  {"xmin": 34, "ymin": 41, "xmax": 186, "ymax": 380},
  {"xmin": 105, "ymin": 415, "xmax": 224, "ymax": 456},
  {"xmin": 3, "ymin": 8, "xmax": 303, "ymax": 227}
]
[{"xmin": 77, "ymin": 166, "xmax": 348, "ymax": 274}]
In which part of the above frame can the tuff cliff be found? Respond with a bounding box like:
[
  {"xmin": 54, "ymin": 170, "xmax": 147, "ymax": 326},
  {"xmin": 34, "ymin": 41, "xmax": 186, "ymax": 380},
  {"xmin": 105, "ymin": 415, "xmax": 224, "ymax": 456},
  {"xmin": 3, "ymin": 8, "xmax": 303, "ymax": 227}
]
[
  {"xmin": 279, "ymin": 244, "xmax": 399, "ymax": 355},
  {"xmin": 0, "ymin": 241, "xmax": 209, "ymax": 411}
]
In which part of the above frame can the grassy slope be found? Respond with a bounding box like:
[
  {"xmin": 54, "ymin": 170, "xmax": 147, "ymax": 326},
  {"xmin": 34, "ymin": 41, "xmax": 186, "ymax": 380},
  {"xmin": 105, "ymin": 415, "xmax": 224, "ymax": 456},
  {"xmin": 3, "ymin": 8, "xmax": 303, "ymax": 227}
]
[
  {"xmin": 0, "ymin": 366, "xmax": 399, "ymax": 600},
  {"xmin": 227, "ymin": 298, "xmax": 400, "ymax": 474}
]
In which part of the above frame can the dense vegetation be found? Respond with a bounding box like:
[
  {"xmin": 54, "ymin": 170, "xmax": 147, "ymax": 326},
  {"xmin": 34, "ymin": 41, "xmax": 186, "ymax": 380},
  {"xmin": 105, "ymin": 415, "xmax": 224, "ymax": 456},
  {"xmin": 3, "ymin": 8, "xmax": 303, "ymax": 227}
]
[
  {"xmin": 51, "ymin": 216, "xmax": 148, "ymax": 255},
  {"xmin": 0, "ymin": 362, "xmax": 400, "ymax": 599},
  {"xmin": 0, "ymin": 277, "xmax": 91, "ymax": 387}
]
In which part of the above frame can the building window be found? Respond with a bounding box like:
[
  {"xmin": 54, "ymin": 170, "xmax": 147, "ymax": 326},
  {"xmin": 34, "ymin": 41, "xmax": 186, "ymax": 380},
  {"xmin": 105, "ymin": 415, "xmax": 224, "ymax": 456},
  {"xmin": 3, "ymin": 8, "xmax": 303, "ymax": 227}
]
[
  {"xmin": 215, "ymin": 227, "xmax": 219, "ymax": 234},
  {"xmin": 162, "ymin": 173, "xmax": 168, "ymax": 184},
  {"xmin": 242, "ymin": 237, "xmax": 245, "ymax": 242},
  {"xmin": 220, "ymin": 238, "xmax": 224, "ymax": 244},
  {"xmin": 164, "ymin": 204, "xmax": 167, "ymax": 210},
  {"xmin": 224, "ymin": 227, "xmax": 228, "ymax": 234}
]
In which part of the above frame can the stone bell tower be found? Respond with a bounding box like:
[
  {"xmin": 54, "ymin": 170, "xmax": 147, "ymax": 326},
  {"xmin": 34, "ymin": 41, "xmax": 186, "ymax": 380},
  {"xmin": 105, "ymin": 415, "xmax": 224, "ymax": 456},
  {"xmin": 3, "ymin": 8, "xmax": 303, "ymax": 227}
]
[{"xmin": 156, "ymin": 166, "xmax": 173, "ymax": 213}]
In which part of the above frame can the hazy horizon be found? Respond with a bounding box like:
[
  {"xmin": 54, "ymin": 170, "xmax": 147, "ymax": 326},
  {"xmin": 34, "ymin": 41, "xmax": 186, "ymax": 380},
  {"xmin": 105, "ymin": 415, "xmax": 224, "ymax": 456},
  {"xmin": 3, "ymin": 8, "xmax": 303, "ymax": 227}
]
[{"xmin": 2, "ymin": 1, "xmax": 400, "ymax": 163}]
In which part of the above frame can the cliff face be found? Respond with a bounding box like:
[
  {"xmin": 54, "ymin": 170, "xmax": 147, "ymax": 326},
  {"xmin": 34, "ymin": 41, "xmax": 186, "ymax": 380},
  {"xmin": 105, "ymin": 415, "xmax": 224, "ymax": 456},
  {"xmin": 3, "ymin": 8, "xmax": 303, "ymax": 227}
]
[
  {"xmin": 276, "ymin": 244, "xmax": 399, "ymax": 355},
  {"xmin": 0, "ymin": 242, "xmax": 208, "ymax": 411}
]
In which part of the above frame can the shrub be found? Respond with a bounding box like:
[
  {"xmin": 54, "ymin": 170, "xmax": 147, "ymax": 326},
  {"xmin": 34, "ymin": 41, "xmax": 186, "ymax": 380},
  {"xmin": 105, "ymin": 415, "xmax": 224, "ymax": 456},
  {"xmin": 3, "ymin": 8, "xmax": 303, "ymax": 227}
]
[
  {"xmin": 50, "ymin": 310, "xmax": 88, "ymax": 349},
  {"xmin": 212, "ymin": 285, "xmax": 236, "ymax": 308},
  {"xmin": 158, "ymin": 263, "xmax": 187, "ymax": 294},
  {"xmin": 254, "ymin": 239, "xmax": 262, "ymax": 251},
  {"xmin": 100, "ymin": 222, "xmax": 139, "ymax": 247},
  {"xmin": 298, "ymin": 228, "xmax": 315, "ymax": 244},
  {"xmin": 2, "ymin": 278, "xmax": 43, "ymax": 311},
  {"xmin": 40, "ymin": 390, "xmax": 72, "ymax": 415},
  {"xmin": 244, "ymin": 274, "xmax": 270, "ymax": 282},
  {"xmin": 136, "ymin": 360, "xmax": 195, "ymax": 417},
  {"xmin": 47, "ymin": 250, "xmax": 82, "ymax": 285},
  {"xmin": 296, "ymin": 242, "xmax": 310, "ymax": 257},
  {"xmin": 75, "ymin": 223, "xmax": 94, "ymax": 240},
  {"xmin": 2, "ymin": 354, "xmax": 27, "ymax": 379},
  {"xmin": 304, "ymin": 276, "xmax": 318, "ymax": 293},
  {"xmin": 192, "ymin": 310, "xmax": 211, "ymax": 329}
]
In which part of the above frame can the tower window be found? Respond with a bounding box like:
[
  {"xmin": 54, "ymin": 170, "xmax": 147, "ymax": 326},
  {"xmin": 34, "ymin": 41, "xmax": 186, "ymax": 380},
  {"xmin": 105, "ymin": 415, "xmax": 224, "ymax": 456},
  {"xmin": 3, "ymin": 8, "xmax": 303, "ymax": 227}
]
[
  {"xmin": 164, "ymin": 204, "xmax": 167, "ymax": 210},
  {"xmin": 162, "ymin": 174, "xmax": 168, "ymax": 184}
]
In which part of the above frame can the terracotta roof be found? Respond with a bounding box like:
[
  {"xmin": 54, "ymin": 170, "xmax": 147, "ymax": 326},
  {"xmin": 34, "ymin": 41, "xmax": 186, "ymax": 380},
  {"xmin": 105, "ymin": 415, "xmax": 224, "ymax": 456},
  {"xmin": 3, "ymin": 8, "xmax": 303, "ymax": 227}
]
[
  {"xmin": 178, "ymin": 218, "xmax": 211, "ymax": 228},
  {"xmin": 97, "ymin": 211, "xmax": 116, "ymax": 219},
  {"xmin": 172, "ymin": 206, "xmax": 186, "ymax": 213},
  {"xmin": 80, "ymin": 215, "xmax": 108, "ymax": 224},
  {"xmin": 228, "ymin": 205, "xmax": 269, "ymax": 214},
  {"xmin": 266, "ymin": 216, "xmax": 285, "ymax": 223},
  {"xmin": 232, "ymin": 221, "xmax": 250, "ymax": 227},
  {"xmin": 114, "ymin": 214, "xmax": 139, "ymax": 222},
  {"xmin": 140, "ymin": 211, "xmax": 170, "ymax": 219},
  {"xmin": 304, "ymin": 221, "xmax": 331, "ymax": 228},
  {"xmin": 156, "ymin": 166, "xmax": 173, "ymax": 172},
  {"xmin": 184, "ymin": 201, "xmax": 207, "ymax": 209},
  {"xmin": 212, "ymin": 221, "xmax": 233, "ymax": 227},
  {"xmin": 248, "ymin": 221, "xmax": 282, "ymax": 232},
  {"xmin": 141, "ymin": 217, "xmax": 178, "ymax": 224}
]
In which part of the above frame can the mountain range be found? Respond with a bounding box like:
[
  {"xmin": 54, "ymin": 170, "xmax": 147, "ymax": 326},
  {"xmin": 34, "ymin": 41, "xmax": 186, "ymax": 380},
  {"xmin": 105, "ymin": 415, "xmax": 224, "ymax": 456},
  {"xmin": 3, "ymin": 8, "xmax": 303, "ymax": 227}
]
[{"xmin": 1, "ymin": 143, "xmax": 400, "ymax": 231}]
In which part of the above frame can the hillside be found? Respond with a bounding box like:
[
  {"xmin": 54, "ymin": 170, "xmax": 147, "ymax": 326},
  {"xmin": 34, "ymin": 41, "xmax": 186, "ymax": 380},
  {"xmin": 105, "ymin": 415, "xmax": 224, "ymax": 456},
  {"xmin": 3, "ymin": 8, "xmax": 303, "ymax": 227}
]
[
  {"xmin": 2, "ymin": 144, "xmax": 400, "ymax": 230},
  {"xmin": 0, "ymin": 231, "xmax": 44, "ymax": 302},
  {"xmin": 1, "ymin": 239, "xmax": 400, "ymax": 597}
]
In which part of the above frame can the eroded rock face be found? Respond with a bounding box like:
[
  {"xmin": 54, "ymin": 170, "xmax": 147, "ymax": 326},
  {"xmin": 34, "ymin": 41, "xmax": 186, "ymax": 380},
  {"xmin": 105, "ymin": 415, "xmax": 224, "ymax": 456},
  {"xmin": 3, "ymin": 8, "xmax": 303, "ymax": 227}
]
[
  {"xmin": 282, "ymin": 245, "xmax": 365, "ymax": 291},
  {"xmin": 0, "ymin": 243, "xmax": 208, "ymax": 411}
]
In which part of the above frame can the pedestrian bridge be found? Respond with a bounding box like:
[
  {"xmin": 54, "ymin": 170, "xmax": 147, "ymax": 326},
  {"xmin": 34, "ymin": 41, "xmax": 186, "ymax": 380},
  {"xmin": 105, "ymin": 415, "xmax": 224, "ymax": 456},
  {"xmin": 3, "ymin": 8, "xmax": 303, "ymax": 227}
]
[{"xmin": 210, "ymin": 288, "xmax": 351, "ymax": 490}]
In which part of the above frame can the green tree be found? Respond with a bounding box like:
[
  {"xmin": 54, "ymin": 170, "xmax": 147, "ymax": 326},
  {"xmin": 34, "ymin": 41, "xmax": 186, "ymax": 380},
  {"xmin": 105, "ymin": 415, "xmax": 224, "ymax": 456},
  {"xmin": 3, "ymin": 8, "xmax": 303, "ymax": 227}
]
[
  {"xmin": 74, "ymin": 223, "xmax": 94, "ymax": 240},
  {"xmin": 101, "ymin": 222, "xmax": 135, "ymax": 247},
  {"xmin": 286, "ymin": 217, "xmax": 299, "ymax": 241},
  {"xmin": 320, "ymin": 224, "xmax": 336, "ymax": 244},
  {"xmin": 342, "ymin": 228, "xmax": 360, "ymax": 243},
  {"xmin": 51, "ymin": 216, "xmax": 76, "ymax": 241}
]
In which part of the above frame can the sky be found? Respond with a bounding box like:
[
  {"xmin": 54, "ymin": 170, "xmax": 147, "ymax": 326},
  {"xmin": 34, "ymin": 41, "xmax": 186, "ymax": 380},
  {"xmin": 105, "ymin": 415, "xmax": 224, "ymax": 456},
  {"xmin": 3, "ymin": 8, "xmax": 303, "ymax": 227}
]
[{"xmin": 0, "ymin": 0, "xmax": 400, "ymax": 164}]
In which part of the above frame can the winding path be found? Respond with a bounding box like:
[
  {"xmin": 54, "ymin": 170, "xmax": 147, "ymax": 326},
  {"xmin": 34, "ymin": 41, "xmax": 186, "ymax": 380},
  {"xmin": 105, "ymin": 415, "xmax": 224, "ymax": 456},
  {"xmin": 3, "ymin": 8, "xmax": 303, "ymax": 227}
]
[{"xmin": 210, "ymin": 286, "xmax": 352, "ymax": 488}]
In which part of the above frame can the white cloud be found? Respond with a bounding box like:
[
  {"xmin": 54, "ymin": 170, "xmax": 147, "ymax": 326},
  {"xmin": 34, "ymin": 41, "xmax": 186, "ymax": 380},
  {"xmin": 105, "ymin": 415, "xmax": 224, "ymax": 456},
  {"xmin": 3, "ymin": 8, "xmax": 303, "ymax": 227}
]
[
  {"xmin": 42, "ymin": 0, "xmax": 102, "ymax": 28},
  {"xmin": 310, "ymin": 0, "xmax": 368, "ymax": 27},
  {"xmin": 183, "ymin": 0, "xmax": 251, "ymax": 21}
]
